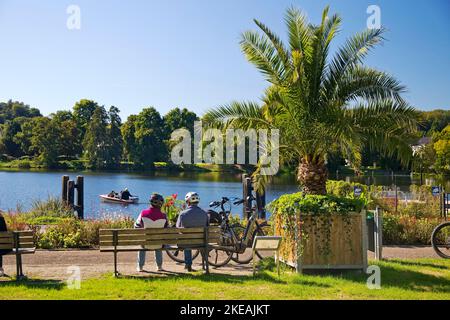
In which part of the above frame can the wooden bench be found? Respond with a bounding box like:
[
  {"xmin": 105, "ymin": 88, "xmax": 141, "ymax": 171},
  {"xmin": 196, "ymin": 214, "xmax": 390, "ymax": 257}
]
[
  {"xmin": 99, "ymin": 226, "xmax": 221, "ymax": 276},
  {"xmin": 0, "ymin": 230, "xmax": 36, "ymax": 279}
]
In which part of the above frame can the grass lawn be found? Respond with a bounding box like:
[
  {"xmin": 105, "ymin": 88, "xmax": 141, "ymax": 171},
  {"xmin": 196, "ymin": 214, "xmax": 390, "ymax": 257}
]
[{"xmin": 0, "ymin": 259, "xmax": 449, "ymax": 300}]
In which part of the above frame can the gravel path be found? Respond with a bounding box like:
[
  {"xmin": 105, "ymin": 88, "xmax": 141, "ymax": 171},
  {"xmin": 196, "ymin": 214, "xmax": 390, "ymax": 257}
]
[
  {"xmin": 1, "ymin": 249, "xmax": 255, "ymax": 280},
  {"xmin": 0, "ymin": 246, "xmax": 441, "ymax": 281}
]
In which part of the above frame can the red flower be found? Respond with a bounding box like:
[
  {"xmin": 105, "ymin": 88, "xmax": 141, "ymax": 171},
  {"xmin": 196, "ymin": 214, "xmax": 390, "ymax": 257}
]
[{"xmin": 172, "ymin": 193, "xmax": 178, "ymax": 199}]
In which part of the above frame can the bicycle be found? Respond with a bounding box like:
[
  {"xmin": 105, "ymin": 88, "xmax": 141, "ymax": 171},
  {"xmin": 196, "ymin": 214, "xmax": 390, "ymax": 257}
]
[
  {"xmin": 206, "ymin": 195, "xmax": 271, "ymax": 267},
  {"xmin": 165, "ymin": 246, "xmax": 200, "ymax": 264},
  {"xmin": 165, "ymin": 224, "xmax": 200, "ymax": 263},
  {"xmin": 431, "ymin": 220, "xmax": 450, "ymax": 259}
]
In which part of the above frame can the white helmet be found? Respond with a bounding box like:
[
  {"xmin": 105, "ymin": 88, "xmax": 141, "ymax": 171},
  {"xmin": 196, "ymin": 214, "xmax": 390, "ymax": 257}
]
[{"xmin": 185, "ymin": 192, "xmax": 200, "ymax": 204}]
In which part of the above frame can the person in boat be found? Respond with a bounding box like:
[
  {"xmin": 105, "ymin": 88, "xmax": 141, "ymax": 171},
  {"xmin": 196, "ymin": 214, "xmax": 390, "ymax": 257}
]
[
  {"xmin": 134, "ymin": 193, "xmax": 168, "ymax": 272},
  {"xmin": 0, "ymin": 212, "xmax": 11, "ymax": 277},
  {"xmin": 120, "ymin": 188, "xmax": 132, "ymax": 200},
  {"xmin": 176, "ymin": 192, "xmax": 209, "ymax": 272},
  {"xmin": 107, "ymin": 190, "xmax": 116, "ymax": 198}
]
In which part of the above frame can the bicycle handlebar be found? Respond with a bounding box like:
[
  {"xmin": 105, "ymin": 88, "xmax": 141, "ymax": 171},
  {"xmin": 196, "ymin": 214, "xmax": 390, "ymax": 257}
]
[{"xmin": 209, "ymin": 196, "xmax": 244, "ymax": 209}]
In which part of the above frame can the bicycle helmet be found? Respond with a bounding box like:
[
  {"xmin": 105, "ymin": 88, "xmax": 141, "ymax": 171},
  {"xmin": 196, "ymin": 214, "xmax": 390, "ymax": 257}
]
[
  {"xmin": 185, "ymin": 192, "xmax": 200, "ymax": 204},
  {"xmin": 150, "ymin": 193, "xmax": 164, "ymax": 208}
]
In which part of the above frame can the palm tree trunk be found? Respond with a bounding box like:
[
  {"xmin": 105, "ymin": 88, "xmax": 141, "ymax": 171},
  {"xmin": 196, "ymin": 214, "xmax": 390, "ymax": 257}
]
[{"xmin": 297, "ymin": 155, "xmax": 328, "ymax": 195}]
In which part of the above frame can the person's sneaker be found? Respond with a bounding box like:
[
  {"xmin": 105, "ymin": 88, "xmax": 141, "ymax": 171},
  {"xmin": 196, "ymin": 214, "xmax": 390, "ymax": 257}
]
[
  {"xmin": 136, "ymin": 266, "xmax": 144, "ymax": 272},
  {"xmin": 185, "ymin": 265, "xmax": 195, "ymax": 272},
  {"xmin": 0, "ymin": 268, "xmax": 4, "ymax": 277}
]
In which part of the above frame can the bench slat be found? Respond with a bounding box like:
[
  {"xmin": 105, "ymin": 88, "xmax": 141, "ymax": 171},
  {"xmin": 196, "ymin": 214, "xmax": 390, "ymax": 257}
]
[
  {"xmin": 17, "ymin": 235, "xmax": 34, "ymax": 241},
  {"xmin": 99, "ymin": 227, "xmax": 212, "ymax": 236},
  {"xmin": 99, "ymin": 229, "xmax": 145, "ymax": 236},
  {"xmin": 100, "ymin": 234, "xmax": 148, "ymax": 241},
  {"xmin": 0, "ymin": 232, "xmax": 13, "ymax": 238},
  {"xmin": 0, "ymin": 242, "xmax": 35, "ymax": 249},
  {"xmin": 0, "ymin": 238, "xmax": 13, "ymax": 244},
  {"xmin": 208, "ymin": 234, "xmax": 221, "ymax": 241},
  {"xmin": 100, "ymin": 244, "xmax": 209, "ymax": 252},
  {"xmin": 17, "ymin": 242, "xmax": 35, "ymax": 248},
  {"xmin": 100, "ymin": 233, "xmax": 206, "ymax": 241},
  {"xmin": 100, "ymin": 238, "xmax": 206, "ymax": 247},
  {"xmin": 15, "ymin": 231, "xmax": 34, "ymax": 237}
]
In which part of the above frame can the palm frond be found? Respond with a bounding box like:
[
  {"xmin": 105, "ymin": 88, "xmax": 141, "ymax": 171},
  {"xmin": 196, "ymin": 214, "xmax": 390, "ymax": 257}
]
[
  {"xmin": 240, "ymin": 31, "xmax": 285, "ymax": 84},
  {"xmin": 202, "ymin": 101, "xmax": 273, "ymax": 130},
  {"xmin": 253, "ymin": 19, "xmax": 291, "ymax": 73},
  {"xmin": 324, "ymin": 27, "xmax": 386, "ymax": 100},
  {"xmin": 335, "ymin": 66, "xmax": 406, "ymax": 104},
  {"xmin": 285, "ymin": 6, "xmax": 313, "ymax": 61}
]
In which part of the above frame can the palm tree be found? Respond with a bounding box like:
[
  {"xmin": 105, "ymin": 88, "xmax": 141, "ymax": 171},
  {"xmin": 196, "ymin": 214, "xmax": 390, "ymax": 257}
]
[{"xmin": 203, "ymin": 6, "xmax": 418, "ymax": 195}]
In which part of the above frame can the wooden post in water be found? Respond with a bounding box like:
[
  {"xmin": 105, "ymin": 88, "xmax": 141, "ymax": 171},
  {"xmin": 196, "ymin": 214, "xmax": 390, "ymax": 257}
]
[
  {"xmin": 75, "ymin": 176, "xmax": 84, "ymax": 219},
  {"xmin": 67, "ymin": 180, "xmax": 75, "ymax": 209},
  {"xmin": 256, "ymin": 189, "xmax": 266, "ymax": 219},
  {"xmin": 242, "ymin": 174, "xmax": 253, "ymax": 219},
  {"xmin": 62, "ymin": 175, "xmax": 69, "ymax": 204}
]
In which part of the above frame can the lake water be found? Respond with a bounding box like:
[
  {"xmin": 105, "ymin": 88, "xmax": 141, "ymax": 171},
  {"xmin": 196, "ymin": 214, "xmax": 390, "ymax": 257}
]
[
  {"xmin": 0, "ymin": 169, "xmax": 446, "ymax": 219},
  {"xmin": 0, "ymin": 170, "xmax": 299, "ymax": 219}
]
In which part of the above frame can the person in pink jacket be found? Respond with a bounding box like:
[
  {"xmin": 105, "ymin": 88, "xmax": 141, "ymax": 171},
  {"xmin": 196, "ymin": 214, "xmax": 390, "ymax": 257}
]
[{"xmin": 134, "ymin": 193, "xmax": 168, "ymax": 272}]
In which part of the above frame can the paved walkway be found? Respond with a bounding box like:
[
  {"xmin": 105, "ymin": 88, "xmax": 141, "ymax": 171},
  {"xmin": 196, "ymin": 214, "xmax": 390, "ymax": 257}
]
[{"xmin": 0, "ymin": 246, "xmax": 441, "ymax": 281}]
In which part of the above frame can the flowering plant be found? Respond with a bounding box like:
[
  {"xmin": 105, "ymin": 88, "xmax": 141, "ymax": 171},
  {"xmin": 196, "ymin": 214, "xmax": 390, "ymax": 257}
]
[{"xmin": 161, "ymin": 193, "xmax": 185, "ymax": 224}]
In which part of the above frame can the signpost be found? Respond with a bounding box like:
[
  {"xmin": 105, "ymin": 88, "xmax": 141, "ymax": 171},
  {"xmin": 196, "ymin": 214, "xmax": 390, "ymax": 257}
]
[
  {"xmin": 252, "ymin": 236, "xmax": 282, "ymax": 277},
  {"xmin": 354, "ymin": 186, "xmax": 363, "ymax": 197},
  {"xmin": 432, "ymin": 186, "xmax": 440, "ymax": 197},
  {"xmin": 445, "ymin": 193, "xmax": 450, "ymax": 220}
]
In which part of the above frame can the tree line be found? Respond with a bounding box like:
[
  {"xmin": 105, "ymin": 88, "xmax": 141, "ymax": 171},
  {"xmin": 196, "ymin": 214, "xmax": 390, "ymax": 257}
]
[
  {"xmin": 0, "ymin": 99, "xmax": 448, "ymax": 173},
  {"xmin": 0, "ymin": 99, "xmax": 197, "ymax": 169}
]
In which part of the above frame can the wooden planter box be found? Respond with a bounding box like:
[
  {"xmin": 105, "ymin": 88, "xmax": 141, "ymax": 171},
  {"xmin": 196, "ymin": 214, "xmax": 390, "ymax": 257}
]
[{"xmin": 274, "ymin": 211, "xmax": 368, "ymax": 272}]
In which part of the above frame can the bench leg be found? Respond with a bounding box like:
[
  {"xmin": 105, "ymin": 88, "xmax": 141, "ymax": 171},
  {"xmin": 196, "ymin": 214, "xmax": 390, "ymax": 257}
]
[
  {"xmin": 16, "ymin": 254, "xmax": 20, "ymax": 279},
  {"xmin": 15, "ymin": 254, "xmax": 24, "ymax": 280},
  {"xmin": 203, "ymin": 248, "xmax": 209, "ymax": 275},
  {"xmin": 19, "ymin": 254, "xmax": 24, "ymax": 277},
  {"xmin": 113, "ymin": 251, "xmax": 119, "ymax": 277}
]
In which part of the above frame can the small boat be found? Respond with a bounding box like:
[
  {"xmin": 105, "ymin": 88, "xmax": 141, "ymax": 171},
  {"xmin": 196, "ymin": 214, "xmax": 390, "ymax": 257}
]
[{"xmin": 99, "ymin": 194, "xmax": 139, "ymax": 204}]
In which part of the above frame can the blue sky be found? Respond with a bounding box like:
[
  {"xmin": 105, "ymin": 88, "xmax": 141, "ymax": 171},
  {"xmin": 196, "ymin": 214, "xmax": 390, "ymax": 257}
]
[{"xmin": 0, "ymin": 0, "xmax": 449, "ymax": 119}]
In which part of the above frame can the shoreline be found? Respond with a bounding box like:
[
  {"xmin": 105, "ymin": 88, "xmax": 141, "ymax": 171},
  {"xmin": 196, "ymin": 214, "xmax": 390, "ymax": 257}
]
[{"xmin": 1, "ymin": 160, "xmax": 446, "ymax": 179}]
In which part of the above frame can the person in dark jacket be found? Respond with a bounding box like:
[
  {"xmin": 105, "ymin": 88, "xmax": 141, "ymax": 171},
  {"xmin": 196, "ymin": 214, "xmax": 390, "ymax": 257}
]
[
  {"xmin": 120, "ymin": 188, "xmax": 132, "ymax": 200},
  {"xmin": 0, "ymin": 212, "xmax": 11, "ymax": 277},
  {"xmin": 176, "ymin": 192, "xmax": 209, "ymax": 272}
]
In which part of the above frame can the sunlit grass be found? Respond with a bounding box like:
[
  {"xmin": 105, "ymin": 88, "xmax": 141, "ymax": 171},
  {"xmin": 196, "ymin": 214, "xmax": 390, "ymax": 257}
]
[{"xmin": 0, "ymin": 259, "xmax": 449, "ymax": 300}]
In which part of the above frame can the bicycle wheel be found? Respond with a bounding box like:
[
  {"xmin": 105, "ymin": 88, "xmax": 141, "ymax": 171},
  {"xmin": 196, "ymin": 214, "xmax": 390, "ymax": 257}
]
[
  {"xmin": 431, "ymin": 222, "xmax": 450, "ymax": 259},
  {"xmin": 207, "ymin": 228, "xmax": 233, "ymax": 267},
  {"xmin": 230, "ymin": 224, "xmax": 254, "ymax": 264},
  {"xmin": 206, "ymin": 247, "xmax": 233, "ymax": 267},
  {"xmin": 166, "ymin": 248, "xmax": 200, "ymax": 263}
]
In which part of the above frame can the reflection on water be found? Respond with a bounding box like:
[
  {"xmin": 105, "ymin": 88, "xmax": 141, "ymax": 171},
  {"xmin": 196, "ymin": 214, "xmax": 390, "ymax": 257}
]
[{"xmin": 0, "ymin": 169, "xmax": 448, "ymax": 219}]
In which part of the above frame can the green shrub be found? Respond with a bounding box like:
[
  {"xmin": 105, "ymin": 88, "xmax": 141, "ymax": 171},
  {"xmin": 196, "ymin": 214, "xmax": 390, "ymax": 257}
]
[
  {"xmin": 267, "ymin": 193, "xmax": 365, "ymax": 216},
  {"xmin": 28, "ymin": 197, "xmax": 74, "ymax": 219},
  {"xmin": 16, "ymin": 159, "xmax": 31, "ymax": 168},
  {"xmin": 2, "ymin": 211, "xmax": 30, "ymax": 231},
  {"xmin": 25, "ymin": 216, "xmax": 66, "ymax": 225},
  {"xmin": 38, "ymin": 227, "xmax": 66, "ymax": 248},
  {"xmin": 381, "ymin": 212, "xmax": 440, "ymax": 245},
  {"xmin": 35, "ymin": 216, "xmax": 134, "ymax": 249},
  {"xmin": 326, "ymin": 180, "xmax": 368, "ymax": 198}
]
